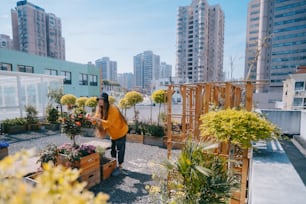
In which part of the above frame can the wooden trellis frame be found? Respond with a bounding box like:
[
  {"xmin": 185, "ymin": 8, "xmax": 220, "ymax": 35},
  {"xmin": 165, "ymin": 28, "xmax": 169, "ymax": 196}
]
[{"xmin": 165, "ymin": 81, "xmax": 253, "ymax": 204}]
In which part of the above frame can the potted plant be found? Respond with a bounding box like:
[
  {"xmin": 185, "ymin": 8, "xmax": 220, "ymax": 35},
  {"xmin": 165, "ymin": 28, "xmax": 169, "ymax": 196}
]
[
  {"xmin": 147, "ymin": 140, "xmax": 237, "ymax": 203},
  {"xmin": 60, "ymin": 94, "xmax": 77, "ymax": 110},
  {"xmin": 151, "ymin": 89, "xmax": 167, "ymax": 126},
  {"xmin": 2, "ymin": 118, "xmax": 27, "ymax": 134},
  {"xmin": 24, "ymin": 104, "xmax": 39, "ymax": 131},
  {"xmin": 141, "ymin": 122, "xmax": 165, "ymax": 146},
  {"xmin": 37, "ymin": 144, "xmax": 58, "ymax": 166},
  {"xmin": 59, "ymin": 112, "xmax": 82, "ymax": 147},
  {"xmin": 57, "ymin": 143, "xmax": 98, "ymax": 168},
  {"xmin": 199, "ymin": 109, "xmax": 280, "ymax": 148},
  {"xmin": 85, "ymin": 97, "xmax": 98, "ymax": 113},
  {"xmin": 46, "ymin": 107, "xmax": 60, "ymax": 131}
]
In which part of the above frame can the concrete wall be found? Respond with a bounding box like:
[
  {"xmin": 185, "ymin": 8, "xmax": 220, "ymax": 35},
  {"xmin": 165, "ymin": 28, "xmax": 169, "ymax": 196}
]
[
  {"xmin": 261, "ymin": 109, "xmax": 301, "ymax": 135},
  {"xmin": 301, "ymin": 111, "xmax": 306, "ymax": 140}
]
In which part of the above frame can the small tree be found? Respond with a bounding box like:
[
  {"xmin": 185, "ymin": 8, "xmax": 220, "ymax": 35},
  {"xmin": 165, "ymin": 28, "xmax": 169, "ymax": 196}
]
[
  {"xmin": 85, "ymin": 97, "xmax": 98, "ymax": 113},
  {"xmin": 199, "ymin": 109, "xmax": 280, "ymax": 148},
  {"xmin": 151, "ymin": 89, "xmax": 167, "ymax": 126},
  {"xmin": 48, "ymin": 87, "xmax": 64, "ymax": 115},
  {"xmin": 119, "ymin": 98, "xmax": 130, "ymax": 118},
  {"xmin": 124, "ymin": 91, "xmax": 143, "ymax": 123},
  {"xmin": 48, "ymin": 87, "xmax": 64, "ymax": 105},
  {"xmin": 60, "ymin": 94, "xmax": 77, "ymax": 110},
  {"xmin": 24, "ymin": 104, "xmax": 38, "ymax": 124},
  {"xmin": 108, "ymin": 95, "xmax": 116, "ymax": 104},
  {"xmin": 76, "ymin": 97, "xmax": 88, "ymax": 110}
]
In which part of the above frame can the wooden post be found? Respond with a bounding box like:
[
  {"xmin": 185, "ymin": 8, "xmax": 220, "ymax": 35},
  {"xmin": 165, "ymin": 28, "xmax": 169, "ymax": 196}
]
[
  {"xmin": 204, "ymin": 83, "xmax": 211, "ymax": 114},
  {"xmin": 225, "ymin": 83, "xmax": 232, "ymax": 109},
  {"xmin": 234, "ymin": 86, "xmax": 242, "ymax": 107},
  {"xmin": 181, "ymin": 85, "xmax": 187, "ymax": 140},
  {"xmin": 245, "ymin": 82, "xmax": 253, "ymax": 111},
  {"xmin": 213, "ymin": 85, "xmax": 219, "ymax": 107},
  {"xmin": 194, "ymin": 85, "xmax": 203, "ymax": 139},
  {"xmin": 167, "ymin": 85, "xmax": 174, "ymax": 159}
]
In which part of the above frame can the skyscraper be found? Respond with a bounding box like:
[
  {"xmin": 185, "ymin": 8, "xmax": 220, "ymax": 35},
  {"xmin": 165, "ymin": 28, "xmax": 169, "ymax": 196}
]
[
  {"xmin": 133, "ymin": 51, "xmax": 160, "ymax": 91},
  {"xmin": 245, "ymin": 0, "xmax": 306, "ymax": 95},
  {"xmin": 95, "ymin": 57, "xmax": 117, "ymax": 82},
  {"xmin": 160, "ymin": 62, "xmax": 172, "ymax": 79},
  {"xmin": 11, "ymin": 0, "xmax": 65, "ymax": 59},
  {"xmin": 176, "ymin": 0, "xmax": 224, "ymax": 83}
]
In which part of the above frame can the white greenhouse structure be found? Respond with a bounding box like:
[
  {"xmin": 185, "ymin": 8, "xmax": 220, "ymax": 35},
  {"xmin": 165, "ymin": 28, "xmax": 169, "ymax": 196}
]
[{"xmin": 0, "ymin": 71, "xmax": 63, "ymax": 120}]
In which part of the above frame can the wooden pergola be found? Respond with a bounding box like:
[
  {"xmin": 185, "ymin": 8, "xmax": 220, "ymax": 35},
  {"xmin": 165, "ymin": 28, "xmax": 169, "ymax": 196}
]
[{"xmin": 165, "ymin": 81, "xmax": 254, "ymax": 204}]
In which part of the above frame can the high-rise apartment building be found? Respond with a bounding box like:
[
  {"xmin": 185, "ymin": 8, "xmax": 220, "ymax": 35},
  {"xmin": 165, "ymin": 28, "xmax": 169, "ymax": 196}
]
[
  {"xmin": 11, "ymin": 0, "xmax": 65, "ymax": 60},
  {"xmin": 0, "ymin": 34, "xmax": 13, "ymax": 49},
  {"xmin": 95, "ymin": 57, "xmax": 117, "ymax": 82},
  {"xmin": 134, "ymin": 51, "xmax": 160, "ymax": 91},
  {"xmin": 117, "ymin": 72, "xmax": 135, "ymax": 90},
  {"xmin": 176, "ymin": 0, "xmax": 224, "ymax": 83},
  {"xmin": 46, "ymin": 13, "xmax": 65, "ymax": 59},
  {"xmin": 245, "ymin": 0, "xmax": 306, "ymax": 95},
  {"xmin": 244, "ymin": 0, "xmax": 261, "ymax": 81},
  {"xmin": 160, "ymin": 62, "xmax": 172, "ymax": 79},
  {"xmin": 208, "ymin": 5, "xmax": 225, "ymax": 81}
]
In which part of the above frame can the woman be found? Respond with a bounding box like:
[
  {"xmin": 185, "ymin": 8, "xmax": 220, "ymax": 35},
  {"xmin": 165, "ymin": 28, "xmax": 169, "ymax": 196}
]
[{"xmin": 92, "ymin": 92, "xmax": 128, "ymax": 176}]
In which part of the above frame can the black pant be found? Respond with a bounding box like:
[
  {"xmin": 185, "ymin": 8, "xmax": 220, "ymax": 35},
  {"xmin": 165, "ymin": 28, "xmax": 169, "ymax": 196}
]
[{"xmin": 111, "ymin": 135, "xmax": 126, "ymax": 165}]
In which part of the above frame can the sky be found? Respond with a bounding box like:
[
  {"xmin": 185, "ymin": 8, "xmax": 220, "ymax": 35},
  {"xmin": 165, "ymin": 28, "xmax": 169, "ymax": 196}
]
[{"xmin": 0, "ymin": 0, "xmax": 249, "ymax": 79}]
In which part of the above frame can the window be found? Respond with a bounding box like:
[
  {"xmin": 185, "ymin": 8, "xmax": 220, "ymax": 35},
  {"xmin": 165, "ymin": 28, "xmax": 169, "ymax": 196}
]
[
  {"xmin": 18, "ymin": 65, "xmax": 34, "ymax": 73},
  {"xmin": 0, "ymin": 63, "xmax": 12, "ymax": 71},
  {"xmin": 79, "ymin": 73, "xmax": 88, "ymax": 85},
  {"xmin": 60, "ymin": 71, "xmax": 71, "ymax": 84},
  {"xmin": 295, "ymin": 81, "xmax": 305, "ymax": 91},
  {"xmin": 293, "ymin": 98, "xmax": 303, "ymax": 107},
  {"xmin": 45, "ymin": 69, "xmax": 57, "ymax": 75},
  {"xmin": 89, "ymin": 75, "xmax": 98, "ymax": 86}
]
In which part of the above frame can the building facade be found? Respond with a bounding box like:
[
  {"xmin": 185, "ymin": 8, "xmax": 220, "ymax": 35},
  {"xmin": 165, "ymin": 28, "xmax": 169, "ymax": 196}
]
[
  {"xmin": 11, "ymin": 0, "xmax": 65, "ymax": 59},
  {"xmin": 283, "ymin": 66, "xmax": 306, "ymax": 110},
  {"xmin": 0, "ymin": 34, "xmax": 13, "ymax": 49},
  {"xmin": 160, "ymin": 62, "xmax": 172, "ymax": 79},
  {"xmin": 117, "ymin": 72, "xmax": 135, "ymax": 90},
  {"xmin": 0, "ymin": 48, "xmax": 99, "ymax": 97},
  {"xmin": 245, "ymin": 0, "xmax": 306, "ymax": 107},
  {"xmin": 133, "ymin": 51, "xmax": 160, "ymax": 91},
  {"xmin": 176, "ymin": 0, "xmax": 224, "ymax": 83},
  {"xmin": 95, "ymin": 57, "xmax": 117, "ymax": 82},
  {"xmin": 208, "ymin": 5, "xmax": 225, "ymax": 81}
]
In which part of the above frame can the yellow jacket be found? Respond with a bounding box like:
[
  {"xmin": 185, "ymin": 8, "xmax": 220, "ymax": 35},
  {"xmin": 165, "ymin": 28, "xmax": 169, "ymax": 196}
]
[{"xmin": 95, "ymin": 104, "xmax": 128, "ymax": 140}]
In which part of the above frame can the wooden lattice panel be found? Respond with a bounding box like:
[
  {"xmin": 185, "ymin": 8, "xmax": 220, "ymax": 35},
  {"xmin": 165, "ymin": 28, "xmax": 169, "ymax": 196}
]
[{"xmin": 165, "ymin": 81, "xmax": 254, "ymax": 204}]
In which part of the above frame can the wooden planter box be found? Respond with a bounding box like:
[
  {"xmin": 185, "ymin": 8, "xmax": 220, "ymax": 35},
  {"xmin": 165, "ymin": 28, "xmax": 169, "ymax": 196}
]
[
  {"xmin": 57, "ymin": 152, "xmax": 101, "ymax": 189},
  {"xmin": 163, "ymin": 136, "xmax": 185, "ymax": 149},
  {"xmin": 23, "ymin": 171, "xmax": 42, "ymax": 186},
  {"xmin": 6, "ymin": 125, "xmax": 27, "ymax": 134},
  {"xmin": 46, "ymin": 123, "xmax": 60, "ymax": 131},
  {"xmin": 28, "ymin": 124, "xmax": 40, "ymax": 131},
  {"xmin": 143, "ymin": 135, "xmax": 164, "ymax": 147},
  {"xmin": 100, "ymin": 157, "xmax": 117, "ymax": 180},
  {"xmin": 127, "ymin": 133, "xmax": 144, "ymax": 143},
  {"xmin": 0, "ymin": 147, "xmax": 8, "ymax": 160}
]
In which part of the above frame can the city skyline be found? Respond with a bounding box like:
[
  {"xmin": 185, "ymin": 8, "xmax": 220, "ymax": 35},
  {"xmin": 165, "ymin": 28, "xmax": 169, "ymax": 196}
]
[{"xmin": 0, "ymin": 0, "xmax": 249, "ymax": 78}]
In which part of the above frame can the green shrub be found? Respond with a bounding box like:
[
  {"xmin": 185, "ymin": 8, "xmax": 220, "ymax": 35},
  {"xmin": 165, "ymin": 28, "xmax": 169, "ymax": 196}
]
[
  {"xmin": 2, "ymin": 118, "xmax": 27, "ymax": 133},
  {"xmin": 47, "ymin": 107, "xmax": 59, "ymax": 123}
]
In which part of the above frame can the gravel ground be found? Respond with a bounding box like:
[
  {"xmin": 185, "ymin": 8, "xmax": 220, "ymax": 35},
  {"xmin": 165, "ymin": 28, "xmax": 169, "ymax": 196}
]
[{"xmin": 3, "ymin": 131, "xmax": 176, "ymax": 203}]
